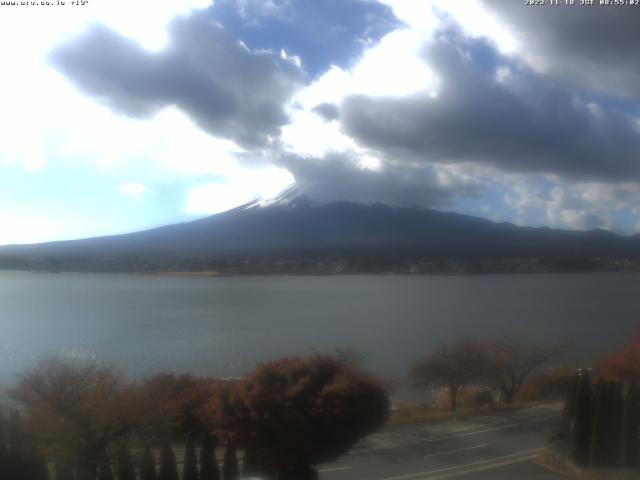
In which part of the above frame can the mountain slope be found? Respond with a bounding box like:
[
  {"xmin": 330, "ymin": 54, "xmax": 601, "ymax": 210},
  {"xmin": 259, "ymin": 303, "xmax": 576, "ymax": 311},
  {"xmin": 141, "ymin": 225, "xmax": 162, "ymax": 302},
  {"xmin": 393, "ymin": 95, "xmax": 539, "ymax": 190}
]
[{"xmin": 1, "ymin": 199, "xmax": 639, "ymax": 272}]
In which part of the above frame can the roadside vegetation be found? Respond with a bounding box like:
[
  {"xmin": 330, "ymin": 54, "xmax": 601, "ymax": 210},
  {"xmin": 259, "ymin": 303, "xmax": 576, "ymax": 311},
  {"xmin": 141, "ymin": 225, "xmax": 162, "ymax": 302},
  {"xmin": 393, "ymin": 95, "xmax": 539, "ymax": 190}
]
[
  {"xmin": 409, "ymin": 338, "xmax": 568, "ymax": 416},
  {"xmin": 2, "ymin": 336, "xmax": 638, "ymax": 479},
  {"xmin": 0, "ymin": 354, "xmax": 388, "ymax": 480},
  {"xmin": 540, "ymin": 334, "xmax": 640, "ymax": 478}
]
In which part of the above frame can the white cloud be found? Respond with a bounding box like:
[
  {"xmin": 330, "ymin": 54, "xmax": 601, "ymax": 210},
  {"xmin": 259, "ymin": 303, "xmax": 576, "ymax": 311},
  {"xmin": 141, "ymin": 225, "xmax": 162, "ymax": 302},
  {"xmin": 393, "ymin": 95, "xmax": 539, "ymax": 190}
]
[
  {"xmin": 0, "ymin": 0, "xmax": 210, "ymax": 54},
  {"xmin": 149, "ymin": 109, "xmax": 247, "ymax": 177},
  {"xmin": 0, "ymin": 1, "xmax": 300, "ymax": 243},
  {"xmin": 432, "ymin": 0, "xmax": 518, "ymax": 53},
  {"xmin": 2, "ymin": 0, "xmax": 639, "ymax": 244},
  {"xmin": 280, "ymin": 48, "xmax": 302, "ymax": 68},
  {"xmin": 281, "ymin": 110, "xmax": 357, "ymax": 157},
  {"xmin": 235, "ymin": 0, "xmax": 293, "ymax": 21},
  {"xmin": 292, "ymin": 29, "xmax": 435, "ymax": 113},
  {"xmin": 282, "ymin": 12, "xmax": 437, "ymax": 164},
  {"xmin": 0, "ymin": 212, "xmax": 49, "ymax": 245},
  {"xmin": 358, "ymin": 155, "xmax": 383, "ymax": 172},
  {"xmin": 379, "ymin": 0, "xmax": 518, "ymax": 53},
  {"xmin": 0, "ymin": 0, "xmax": 212, "ymax": 175},
  {"xmin": 118, "ymin": 182, "xmax": 148, "ymax": 201},
  {"xmin": 378, "ymin": 0, "xmax": 438, "ymax": 32},
  {"xmin": 89, "ymin": 0, "xmax": 212, "ymax": 51},
  {"xmin": 504, "ymin": 177, "xmax": 640, "ymax": 232},
  {"xmin": 350, "ymin": 29, "xmax": 435, "ymax": 98},
  {"xmin": 186, "ymin": 166, "xmax": 294, "ymax": 215}
]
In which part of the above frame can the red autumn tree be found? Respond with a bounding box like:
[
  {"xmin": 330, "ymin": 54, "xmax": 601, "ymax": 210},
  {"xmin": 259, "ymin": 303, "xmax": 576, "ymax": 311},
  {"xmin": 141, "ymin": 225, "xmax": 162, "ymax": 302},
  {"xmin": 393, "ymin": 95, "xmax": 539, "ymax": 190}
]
[
  {"xmin": 211, "ymin": 355, "xmax": 389, "ymax": 480},
  {"xmin": 597, "ymin": 336, "xmax": 640, "ymax": 383},
  {"xmin": 138, "ymin": 373, "xmax": 217, "ymax": 441}
]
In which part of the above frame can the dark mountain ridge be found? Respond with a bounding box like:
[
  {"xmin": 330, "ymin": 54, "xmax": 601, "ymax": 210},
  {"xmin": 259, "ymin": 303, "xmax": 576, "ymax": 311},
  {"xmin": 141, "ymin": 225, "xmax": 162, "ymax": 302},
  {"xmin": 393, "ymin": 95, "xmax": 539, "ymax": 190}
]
[{"xmin": 1, "ymin": 198, "xmax": 639, "ymax": 273}]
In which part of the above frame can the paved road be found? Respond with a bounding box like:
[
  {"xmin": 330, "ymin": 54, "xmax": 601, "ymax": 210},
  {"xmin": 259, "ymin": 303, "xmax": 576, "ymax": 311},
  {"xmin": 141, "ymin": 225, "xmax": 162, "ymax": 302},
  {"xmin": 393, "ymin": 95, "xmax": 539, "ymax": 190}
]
[{"xmin": 318, "ymin": 405, "xmax": 569, "ymax": 480}]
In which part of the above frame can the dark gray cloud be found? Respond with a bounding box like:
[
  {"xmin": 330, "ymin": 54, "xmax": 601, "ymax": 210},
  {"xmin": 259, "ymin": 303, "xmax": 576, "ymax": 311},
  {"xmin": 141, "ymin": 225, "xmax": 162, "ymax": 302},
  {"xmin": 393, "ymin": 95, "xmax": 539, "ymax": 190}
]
[
  {"xmin": 340, "ymin": 33, "xmax": 640, "ymax": 181},
  {"xmin": 50, "ymin": 14, "xmax": 303, "ymax": 148},
  {"xmin": 279, "ymin": 153, "xmax": 486, "ymax": 207},
  {"xmin": 480, "ymin": 1, "xmax": 640, "ymax": 99},
  {"xmin": 45, "ymin": 3, "xmax": 640, "ymax": 225},
  {"xmin": 312, "ymin": 102, "xmax": 340, "ymax": 121}
]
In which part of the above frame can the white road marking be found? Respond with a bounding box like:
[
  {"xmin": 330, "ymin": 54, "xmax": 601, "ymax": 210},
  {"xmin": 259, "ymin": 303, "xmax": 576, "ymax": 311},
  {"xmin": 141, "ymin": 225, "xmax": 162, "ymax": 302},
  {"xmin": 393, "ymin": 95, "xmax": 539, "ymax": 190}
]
[
  {"xmin": 423, "ymin": 443, "xmax": 488, "ymax": 459},
  {"xmin": 426, "ymin": 451, "xmax": 543, "ymax": 479},
  {"xmin": 319, "ymin": 465, "xmax": 353, "ymax": 473},
  {"xmin": 377, "ymin": 447, "xmax": 544, "ymax": 480},
  {"xmin": 353, "ymin": 413, "xmax": 559, "ymax": 455},
  {"xmin": 423, "ymin": 413, "xmax": 560, "ymax": 443}
]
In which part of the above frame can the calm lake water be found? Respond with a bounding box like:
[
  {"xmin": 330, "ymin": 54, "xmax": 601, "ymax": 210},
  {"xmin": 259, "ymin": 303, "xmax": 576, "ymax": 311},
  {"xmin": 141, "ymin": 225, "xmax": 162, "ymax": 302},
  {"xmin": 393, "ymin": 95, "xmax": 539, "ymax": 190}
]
[{"xmin": 1, "ymin": 271, "xmax": 639, "ymax": 395}]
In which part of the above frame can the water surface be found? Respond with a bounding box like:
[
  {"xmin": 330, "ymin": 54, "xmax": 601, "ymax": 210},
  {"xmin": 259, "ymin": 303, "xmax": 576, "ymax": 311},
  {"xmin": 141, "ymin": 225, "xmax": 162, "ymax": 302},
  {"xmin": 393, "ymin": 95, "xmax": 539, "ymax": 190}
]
[{"xmin": 1, "ymin": 271, "xmax": 638, "ymax": 395}]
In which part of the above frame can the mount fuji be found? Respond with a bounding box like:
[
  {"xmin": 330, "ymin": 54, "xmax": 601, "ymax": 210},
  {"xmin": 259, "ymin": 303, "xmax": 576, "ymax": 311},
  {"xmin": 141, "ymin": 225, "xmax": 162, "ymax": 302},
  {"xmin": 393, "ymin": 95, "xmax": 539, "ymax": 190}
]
[{"xmin": 1, "ymin": 190, "xmax": 639, "ymax": 273}]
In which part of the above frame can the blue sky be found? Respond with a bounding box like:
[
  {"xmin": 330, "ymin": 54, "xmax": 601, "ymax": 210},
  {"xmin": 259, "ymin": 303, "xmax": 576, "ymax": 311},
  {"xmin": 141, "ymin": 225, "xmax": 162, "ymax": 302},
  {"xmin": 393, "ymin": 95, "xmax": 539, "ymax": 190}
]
[{"xmin": 1, "ymin": 0, "xmax": 640, "ymax": 244}]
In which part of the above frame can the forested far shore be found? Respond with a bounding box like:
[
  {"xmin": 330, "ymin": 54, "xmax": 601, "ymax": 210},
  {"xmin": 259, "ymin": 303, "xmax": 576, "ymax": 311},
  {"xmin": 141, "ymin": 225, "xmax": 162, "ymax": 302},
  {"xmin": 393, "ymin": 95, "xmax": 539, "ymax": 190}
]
[{"xmin": 2, "ymin": 252, "xmax": 640, "ymax": 275}]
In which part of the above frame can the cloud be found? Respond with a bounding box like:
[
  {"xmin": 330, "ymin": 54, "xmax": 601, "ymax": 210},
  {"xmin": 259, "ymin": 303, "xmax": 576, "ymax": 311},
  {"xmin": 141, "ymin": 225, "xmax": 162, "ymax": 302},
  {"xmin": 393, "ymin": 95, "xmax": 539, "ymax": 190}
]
[
  {"xmin": 479, "ymin": 1, "xmax": 640, "ymax": 99},
  {"xmin": 118, "ymin": 182, "xmax": 148, "ymax": 201},
  {"xmin": 209, "ymin": 0, "xmax": 402, "ymax": 77},
  {"xmin": 8, "ymin": 0, "xmax": 640, "ymax": 241},
  {"xmin": 50, "ymin": 13, "xmax": 303, "ymax": 149},
  {"xmin": 274, "ymin": 12, "xmax": 640, "ymax": 233},
  {"xmin": 186, "ymin": 165, "xmax": 294, "ymax": 214},
  {"xmin": 280, "ymin": 152, "xmax": 487, "ymax": 208},
  {"xmin": 0, "ymin": 137, "xmax": 46, "ymax": 173},
  {"xmin": 339, "ymin": 32, "xmax": 640, "ymax": 181},
  {"xmin": 505, "ymin": 178, "xmax": 640, "ymax": 232},
  {"xmin": 0, "ymin": 212, "xmax": 49, "ymax": 245},
  {"xmin": 312, "ymin": 102, "xmax": 339, "ymax": 122},
  {"xmin": 291, "ymin": 29, "xmax": 435, "ymax": 110},
  {"xmin": 280, "ymin": 25, "xmax": 437, "ymax": 159},
  {"xmin": 379, "ymin": 0, "xmax": 439, "ymax": 32}
]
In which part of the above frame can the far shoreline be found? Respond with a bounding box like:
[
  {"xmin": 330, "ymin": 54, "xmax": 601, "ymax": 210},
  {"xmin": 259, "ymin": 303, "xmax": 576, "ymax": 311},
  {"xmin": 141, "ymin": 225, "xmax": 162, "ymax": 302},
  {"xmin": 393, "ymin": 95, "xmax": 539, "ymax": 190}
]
[
  {"xmin": 2, "ymin": 268, "xmax": 640, "ymax": 278},
  {"xmin": 155, "ymin": 271, "xmax": 226, "ymax": 277}
]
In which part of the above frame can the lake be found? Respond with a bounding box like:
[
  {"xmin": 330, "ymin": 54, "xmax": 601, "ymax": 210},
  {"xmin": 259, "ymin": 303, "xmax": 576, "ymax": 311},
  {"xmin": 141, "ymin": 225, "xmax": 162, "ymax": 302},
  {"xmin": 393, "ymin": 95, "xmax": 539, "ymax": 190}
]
[{"xmin": 1, "ymin": 271, "xmax": 638, "ymax": 397}]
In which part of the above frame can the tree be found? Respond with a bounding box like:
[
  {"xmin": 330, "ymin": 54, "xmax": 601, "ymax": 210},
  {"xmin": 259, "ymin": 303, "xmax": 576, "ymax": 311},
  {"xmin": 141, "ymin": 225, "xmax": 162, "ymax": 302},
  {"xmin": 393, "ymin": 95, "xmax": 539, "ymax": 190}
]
[
  {"xmin": 412, "ymin": 341, "xmax": 491, "ymax": 413},
  {"xmin": 214, "ymin": 355, "xmax": 389, "ymax": 479},
  {"xmin": 183, "ymin": 437, "xmax": 198, "ymax": 480},
  {"xmin": 158, "ymin": 441, "xmax": 178, "ymax": 480},
  {"xmin": 2, "ymin": 411, "xmax": 25, "ymax": 480},
  {"xmin": 0, "ymin": 418, "xmax": 6, "ymax": 480},
  {"xmin": 138, "ymin": 373, "xmax": 214, "ymax": 442},
  {"xmin": 0, "ymin": 409, "xmax": 51, "ymax": 480},
  {"xmin": 199, "ymin": 434, "xmax": 220, "ymax": 480},
  {"xmin": 13, "ymin": 447, "xmax": 51, "ymax": 480},
  {"xmin": 482, "ymin": 339, "xmax": 563, "ymax": 403},
  {"xmin": 597, "ymin": 335, "xmax": 640, "ymax": 383},
  {"xmin": 54, "ymin": 458, "xmax": 75, "ymax": 480},
  {"xmin": 601, "ymin": 381, "xmax": 623, "ymax": 466},
  {"xmin": 242, "ymin": 448, "xmax": 266, "ymax": 478},
  {"xmin": 520, "ymin": 367, "xmax": 575, "ymax": 402},
  {"xmin": 7, "ymin": 411, "xmax": 28, "ymax": 455},
  {"xmin": 115, "ymin": 444, "xmax": 136, "ymax": 480},
  {"xmin": 618, "ymin": 382, "xmax": 639, "ymax": 467},
  {"xmin": 222, "ymin": 441, "xmax": 238, "ymax": 480},
  {"xmin": 139, "ymin": 445, "xmax": 157, "ymax": 480},
  {"xmin": 588, "ymin": 379, "xmax": 611, "ymax": 466},
  {"xmin": 11, "ymin": 358, "xmax": 138, "ymax": 480},
  {"xmin": 570, "ymin": 369, "xmax": 592, "ymax": 465},
  {"xmin": 33, "ymin": 452, "xmax": 51, "ymax": 480},
  {"xmin": 97, "ymin": 452, "xmax": 114, "ymax": 480}
]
